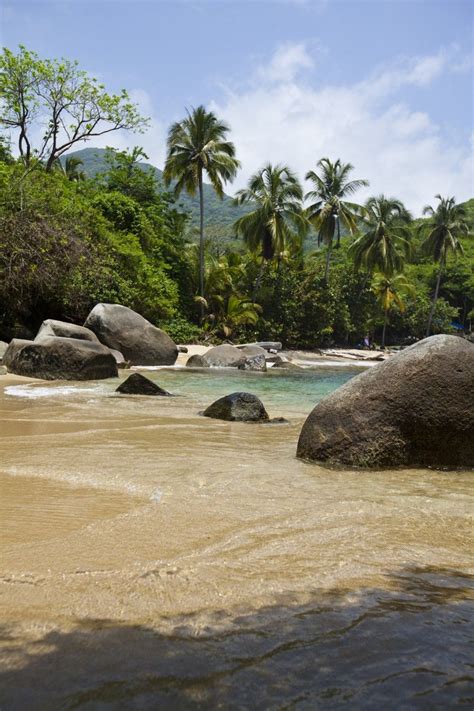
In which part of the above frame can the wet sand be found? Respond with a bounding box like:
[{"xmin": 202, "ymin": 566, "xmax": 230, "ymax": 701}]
[{"xmin": 1, "ymin": 369, "xmax": 473, "ymax": 708}]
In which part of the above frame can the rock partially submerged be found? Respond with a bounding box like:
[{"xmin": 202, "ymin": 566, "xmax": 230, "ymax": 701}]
[
  {"xmin": 202, "ymin": 392, "xmax": 269, "ymax": 422},
  {"xmin": 35, "ymin": 319, "xmax": 99, "ymax": 343},
  {"xmin": 186, "ymin": 344, "xmax": 246, "ymax": 369},
  {"xmin": 297, "ymin": 335, "xmax": 474, "ymax": 469},
  {"xmin": 115, "ymin": 372, "xmax": 171, "ymax": 396},
  {"xmin": 3, "ymin": 337, "xmax": 118, "ymax": 381},
  {"xmin": 84, "ymin": 303, "xmax": 178, "ymax": 366}
]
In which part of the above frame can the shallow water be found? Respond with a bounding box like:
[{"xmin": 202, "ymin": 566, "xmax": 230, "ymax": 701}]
[{"xmin": 0, "ymin": 367, "xmax": 472, "ymax": 709}]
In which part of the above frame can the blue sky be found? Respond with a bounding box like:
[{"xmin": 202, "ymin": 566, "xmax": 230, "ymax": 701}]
[{"xmin": 1, "ymin": 0, "xmax": 473, "ymax": 213}]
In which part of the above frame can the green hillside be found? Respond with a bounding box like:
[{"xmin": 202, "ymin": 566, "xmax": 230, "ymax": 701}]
[{"xmin": 66, "ymin": 147, "xmax": 249, "ymax": 232}]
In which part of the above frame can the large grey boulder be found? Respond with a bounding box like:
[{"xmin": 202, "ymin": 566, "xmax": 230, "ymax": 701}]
[
  {"xmin": 3, "ymin": 337, "xmax": 118, "ymax": 381},
  {"xmin": 197, "ymin": 344, "xmax": 246, "ymax": 368},
  {"xmin": 297, "ymin": 335, "xmax": 474, "ymax": 469},
  {"xmin": 115, "ymin": 372, "xmax": 171, "ymax": 396},
  {"xmin": 202, "ymin": 392, "xmax": 269, "ymax": 422},
  {"xmin": 35, "ymin": 319, "xmax": 99, "ymax": 343},
  {"xmin": 84, "ymin": 303, "xmax": 178, "ymax": 366}
]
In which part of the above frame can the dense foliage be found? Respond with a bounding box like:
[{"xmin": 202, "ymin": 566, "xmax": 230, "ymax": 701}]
[{"xmin": 1, "ymin": 46, "xmax": 472, "ymax": 348}]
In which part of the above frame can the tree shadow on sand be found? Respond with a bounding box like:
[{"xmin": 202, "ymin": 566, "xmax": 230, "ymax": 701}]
[{"xmin": 1, "ymin": 565, "xmax": 473, "ymax": 710}]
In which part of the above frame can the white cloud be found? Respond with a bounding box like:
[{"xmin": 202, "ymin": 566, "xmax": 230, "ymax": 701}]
[
  {"xmin": 210, "ymin": 43, "xmax": 474, "ymax": 215},
  {"xmin": 257, "ymin": 41, "xmax": 314, "ymax": 83}
]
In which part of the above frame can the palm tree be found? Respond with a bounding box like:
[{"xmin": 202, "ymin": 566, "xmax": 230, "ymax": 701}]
[
  {"xmin": 349, "ymin": 195, "xmax": 412, "ymax": 276},
  {"xmin": 234, "ymin": 164, "xmax": 308, "ymax": 297},
  {"xmin": 305, "ymin": 158, "xmax": 368, "ymax": 280},
  {"xmin": 419, "ymin": 195, "xmax": 468, "ymax": 337},
  {"xmin": 54, "ymin": 156, "xmax": 85, "ymax": 181},
  {"xmin": 194, "ymin": 253, "xmax": 261, "ymax": 338},
  {"xmin": 163, "ymin": 106, "xmax": 239, "ymax": 314},
  {"xmin": 372, "ymin": 272, "xmax": 415, "ymax": 348}
]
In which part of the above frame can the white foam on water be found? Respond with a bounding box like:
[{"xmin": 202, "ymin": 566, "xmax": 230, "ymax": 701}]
[
  {"xmin": 2, "ymin": 464, "xmax": 150, "ymax": 499},
  {"xmin": 5, "ymin": 384, "xmax": 102, "ymax": 399}
]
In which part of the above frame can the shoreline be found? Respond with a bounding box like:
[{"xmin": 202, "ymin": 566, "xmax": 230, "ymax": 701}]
[{"xmin": 176, "ymin": 344, "xmax": 386, "ymax": 368}]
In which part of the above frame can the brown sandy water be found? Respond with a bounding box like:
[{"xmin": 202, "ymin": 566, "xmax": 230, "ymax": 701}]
[{"xmin": 0, "ymin": 369, "xmax": 473, "ymax": 709}]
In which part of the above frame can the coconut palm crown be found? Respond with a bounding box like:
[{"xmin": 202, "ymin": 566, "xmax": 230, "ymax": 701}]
[
  {"xmin": 305, "ymin": 157, "xmax": 369, "ymax": 279},
  {"xmin": 418, "ymin": 195, "xmax": 468, "ymax": 336},
  {"xmin": 234, "ymin": 163, "xmax": 308, "ymax": 262},
  {"xmin": 163, "ymin": 106, "xmax": 240, "ymax": 308},
  {"xmin": 349, "ymin": 195, "xmax": 412, "ymax": 277}
]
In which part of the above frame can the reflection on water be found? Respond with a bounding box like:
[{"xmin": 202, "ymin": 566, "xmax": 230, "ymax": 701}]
[
  {"xmin": 1, "ymin": 567, "xmax": 473, "ymax": 709},
  {"xmin": 0, "ymin": 369, "xmax": 473, "ymax": 708}
]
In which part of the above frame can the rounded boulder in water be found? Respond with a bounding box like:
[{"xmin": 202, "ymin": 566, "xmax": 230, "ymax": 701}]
[
  {"xmin": 297, "ymin": 335, "xmax": 474, "ymax": 469},
  {"xmin": 202, "ymin": 392, "xmax": 269, "ymax": 422}
]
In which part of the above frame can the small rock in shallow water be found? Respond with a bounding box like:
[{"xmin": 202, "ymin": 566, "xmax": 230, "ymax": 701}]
[
  {"xmin": 115, "ymin": 372, "xmax": 171, "ymax": 396},
  {"xmin": 202, "ymin": 392, "xmax": 269, "ymax": 422}
]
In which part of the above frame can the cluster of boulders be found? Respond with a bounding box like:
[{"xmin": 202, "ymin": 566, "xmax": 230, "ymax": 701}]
[
  {"xmin": 2, "ymin": 318, "xmax": 472, "ymax": 469},
  {"xmin": 186, "ymin": 342, "xmax": 291, "ymax": 371},
  {"xmin": 1, "ymin": 304, "xmax": 179, "ymax": 380}
]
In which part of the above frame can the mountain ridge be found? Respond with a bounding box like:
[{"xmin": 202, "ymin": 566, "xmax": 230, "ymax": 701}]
[{"xmin": 67, "ymin": 147, "xmax": 248, "ymax": 231}]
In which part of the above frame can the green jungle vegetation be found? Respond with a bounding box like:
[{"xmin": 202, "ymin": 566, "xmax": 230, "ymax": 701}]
[{"xmin": 1, "ymin": 46, "xmax": 473, "ymax": 349}]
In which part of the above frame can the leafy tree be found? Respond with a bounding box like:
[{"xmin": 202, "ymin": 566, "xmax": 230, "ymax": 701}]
[
  {"xmin": 350, "ymin": 195, "xmax": 412, "ymax": 276},
  {"xmin": 0, "ymin": 45, "xmax": 147, "ymax": 171},
  {"xmin": 305, "ymin": 157, "xmax": 368, "ymax": 280},
  {"xmin": 372, "ymin": 272, "xmax": 415, "ymax": 347},
  {"xmin": 419, "ymin": 195, "xmax": 469, "ymax": 336},
  {"xmin": 101, "ymin": 147, "xmax": 157, "ymax": 204},
  {"xmin": 163, "ymin": 106, "xmax": 239, "ymax": 313},
  {"xmin": 234, "ymin": 164, "xmax": 308, "ymax": 298}
]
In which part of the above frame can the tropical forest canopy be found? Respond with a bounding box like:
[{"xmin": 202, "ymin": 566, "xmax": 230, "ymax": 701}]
[{"xmin": 0, "ymin": 46, "xmax": 473, "ymax": 348}]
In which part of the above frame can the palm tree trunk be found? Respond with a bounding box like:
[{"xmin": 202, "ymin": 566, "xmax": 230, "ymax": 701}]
[
  {"xmin": 198, "ymin": 167, "xmax": 205, "ymax": 320},
  {"xmin": 382, "ymin": 309, "xmax": 388, "ymax": 348},
  {"xmin": 426, "ymin": 265, "xmax": 443, "ymax": 337},
  {"xmin": 252, "ymin": 258, "xmax": 265, "ymax": 303}
]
